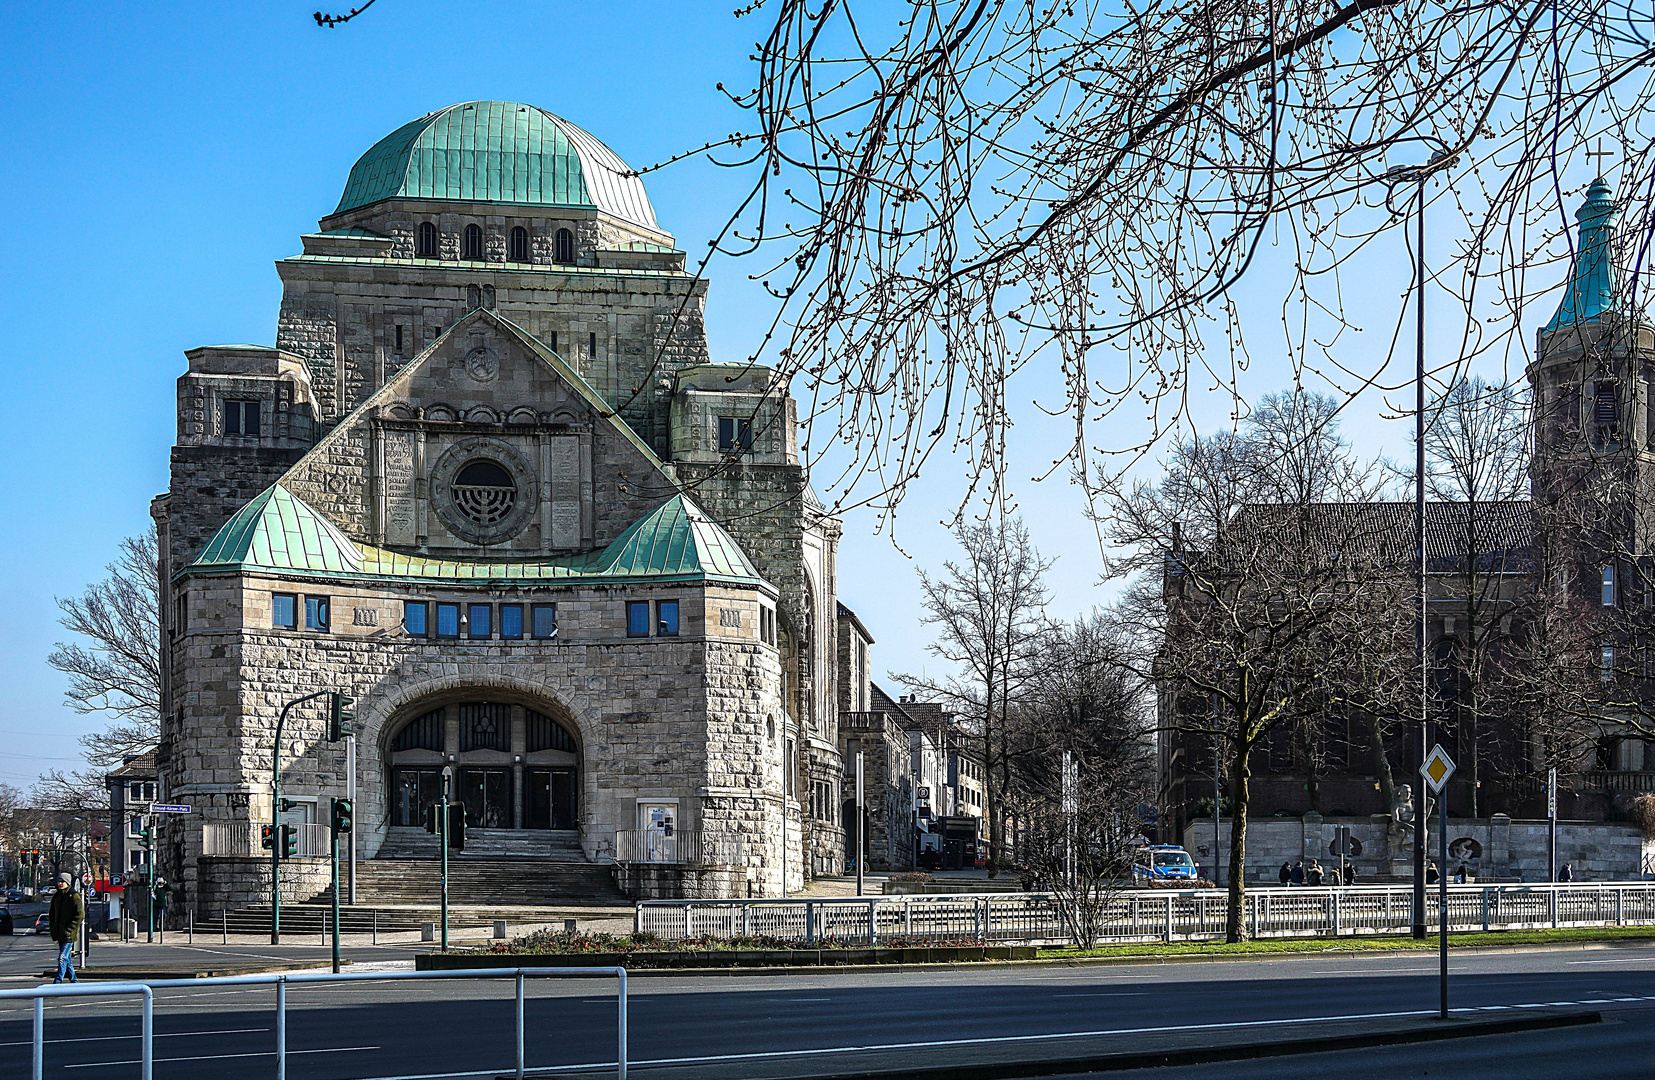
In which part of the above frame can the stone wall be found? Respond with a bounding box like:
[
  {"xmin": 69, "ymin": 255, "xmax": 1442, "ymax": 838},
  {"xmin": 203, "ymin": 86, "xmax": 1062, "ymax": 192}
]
[
  {"xmin": 193, "ymin": 856, "xmax": 332, "ymax": 921},
  {"xmin": 1185, "ymin": 813, "xmax": 1655, "ymax": 883},
  {"xmin": 614, "ymin": 863, "xmax": 749, "ymax": 900},
  {"xmin": 160, "ymin": 570, "xmax": 786, "ymax": 904}
]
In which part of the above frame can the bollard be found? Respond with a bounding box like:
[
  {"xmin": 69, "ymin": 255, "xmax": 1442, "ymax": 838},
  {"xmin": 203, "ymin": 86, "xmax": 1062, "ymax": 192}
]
[
  {"xmin": 494, "ymin": 921, "xmax": 509, "ymax": 939},
  {"xmin": 188, "ymin": 910, "xmax": 194, "ymax": 945},
  {"xmin": 422, "ymin": 923, "xmax": 436, "ymax": 943}
]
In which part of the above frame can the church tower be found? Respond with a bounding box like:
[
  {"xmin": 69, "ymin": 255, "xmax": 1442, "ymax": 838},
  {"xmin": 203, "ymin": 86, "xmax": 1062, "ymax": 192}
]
[{"xmin": 1529, "ymin": 178, "xmax": 1655, "ymax": 603}]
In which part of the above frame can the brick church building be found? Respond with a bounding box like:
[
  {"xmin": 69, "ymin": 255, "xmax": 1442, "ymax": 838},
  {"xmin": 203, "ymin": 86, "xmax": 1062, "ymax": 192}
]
[{"xmin": 151, "ymin": 102, "xmax": 846, "ymax": 913}]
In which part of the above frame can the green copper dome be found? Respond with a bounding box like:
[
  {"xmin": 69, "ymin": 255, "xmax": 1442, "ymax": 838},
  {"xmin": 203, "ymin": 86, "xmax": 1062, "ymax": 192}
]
[{"xmin": 333, "ymin": 101, "xmax": 659, "ymax": 231}]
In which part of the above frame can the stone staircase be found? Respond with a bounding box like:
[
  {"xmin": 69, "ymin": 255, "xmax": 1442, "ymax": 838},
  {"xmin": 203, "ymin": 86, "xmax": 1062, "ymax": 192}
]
[{"xmin": 349, "ymin": 855, "xmax": 626, "ymax": 906}]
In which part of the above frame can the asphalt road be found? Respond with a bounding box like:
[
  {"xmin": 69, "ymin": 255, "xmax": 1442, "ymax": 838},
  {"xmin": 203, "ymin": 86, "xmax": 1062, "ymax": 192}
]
[{"xmin": 1, "ymin": 933, "xmax": 1653, "ymax": 1079}]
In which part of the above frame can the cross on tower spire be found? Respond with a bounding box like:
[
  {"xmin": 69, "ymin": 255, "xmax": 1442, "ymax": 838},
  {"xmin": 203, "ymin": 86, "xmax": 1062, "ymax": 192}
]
[{"xmin": 1586, "ymin": 138, "xmax": 1614, "ymax": 178}]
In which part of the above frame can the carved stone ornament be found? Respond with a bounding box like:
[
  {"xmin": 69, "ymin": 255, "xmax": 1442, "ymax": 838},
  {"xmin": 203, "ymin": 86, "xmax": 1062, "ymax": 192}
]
[
  {"xmin": 466, "ymin": 345, "xmax": 499, "ymax": 383},
  {"xmin": 428, "ymin": 436, "xmax": 540, "ymax": 546}
]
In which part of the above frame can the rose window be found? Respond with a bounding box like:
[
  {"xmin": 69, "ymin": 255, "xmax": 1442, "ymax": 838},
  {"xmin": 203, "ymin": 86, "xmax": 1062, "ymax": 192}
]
[{"xmin": 452, "ymin": 460, "xmax": 517, "ymax": 526}]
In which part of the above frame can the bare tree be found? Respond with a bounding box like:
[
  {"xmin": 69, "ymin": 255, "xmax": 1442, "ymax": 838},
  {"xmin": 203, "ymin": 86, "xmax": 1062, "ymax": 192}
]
[
  {"xmin": 48, "ymin": 528, "xmax": 161, "ymax": 769},
  {"xmin": 898, "ymin": 516, "xmax": 1052, "ymax": 876},
  {"xmin": 1098, "ymin": 390, "xmax": 1399, "ymax": 941},
  {"xmin": 1416, "ymin": 377, "xmax": 1535, "ymax": 814},
  {"xmin": 1014, "ymin": 612, "xmax": 1155, "ymax": 946},
  {"xmin": 692, "ymin": 0, "xmax": 1655, "ymax": 523}
]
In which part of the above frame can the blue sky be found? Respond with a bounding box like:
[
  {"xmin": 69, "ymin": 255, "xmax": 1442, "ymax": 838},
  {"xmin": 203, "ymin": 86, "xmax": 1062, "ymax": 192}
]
[{"xmin": 0, "ymin": 1, "xmax": 1586, "ymax": 791}]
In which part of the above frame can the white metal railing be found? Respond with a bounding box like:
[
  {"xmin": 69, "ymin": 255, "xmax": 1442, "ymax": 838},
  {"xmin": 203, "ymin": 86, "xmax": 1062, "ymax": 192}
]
[
  {"xmin": 0, "ymin": 966, "xmax": 628, "ymax": 1080},
  {"xmin": 636, "ymin": 882, "xmax": 1655, "ymax": 945},
  {"xmin": 612, "ymin": 830, "xmax": 745, "ymax": 866},
  {"xmin": 202, "ymin": 822, "xmax": 330, "ymax": 858}
]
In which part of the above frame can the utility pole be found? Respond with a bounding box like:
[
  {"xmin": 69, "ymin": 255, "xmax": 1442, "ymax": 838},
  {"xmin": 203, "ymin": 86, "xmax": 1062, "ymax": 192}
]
[
  {"xmin": 347, "ymin": 734, "xmax": 357, "ymax": 905},
  {"xmin": 440, "ymin": 765, "xmax": 452, "ymax": 952},
  {"xmin": 1411, "ymin": 167, "xmax": 1430, "ymax": 941},
  {"xmin": 271, "ymin": 690, "xmax": 331, "ymax": 945}
]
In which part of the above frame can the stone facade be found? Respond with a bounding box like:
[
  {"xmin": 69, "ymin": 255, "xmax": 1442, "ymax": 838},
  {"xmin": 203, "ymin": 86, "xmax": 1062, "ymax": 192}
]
[{"xmin": 150, "ymin": 102, "xmax": 842, "ymax": 911}]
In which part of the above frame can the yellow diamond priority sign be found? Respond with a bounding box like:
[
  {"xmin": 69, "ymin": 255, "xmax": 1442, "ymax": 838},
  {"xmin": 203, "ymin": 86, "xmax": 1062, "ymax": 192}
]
[{"xmin": 1421, "ymin": 744, "xmax": 1456, "ymax": 793}]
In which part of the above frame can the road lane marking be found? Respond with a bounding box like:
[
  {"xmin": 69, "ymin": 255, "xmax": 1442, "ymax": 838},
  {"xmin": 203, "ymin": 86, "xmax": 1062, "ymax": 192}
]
[
  {"xmin": 1567, "ymin": 957, "xmax": 1655, "ymax": 964},
  {"xmin": 1050, "ymin": 992, "xmax": 1149, "ymax": 998},
  {"xmin": 0, "ymin": 1026, "xmax": 267, "ymax": 1047},
  {"xmin": 64, "ymin": 1045, "xmax": 379, "ymax": 1067}
]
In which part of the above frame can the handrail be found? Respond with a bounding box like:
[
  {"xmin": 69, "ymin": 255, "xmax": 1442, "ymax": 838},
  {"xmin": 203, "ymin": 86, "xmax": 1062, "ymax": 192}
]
[{"xmin": 0, "ymin": 965, "xmax": 627, "ymax": 1080}]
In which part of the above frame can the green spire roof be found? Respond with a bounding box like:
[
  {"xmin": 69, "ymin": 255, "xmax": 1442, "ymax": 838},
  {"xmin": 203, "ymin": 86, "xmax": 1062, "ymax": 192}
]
[
  {"xmin": 185, "ymin": 488, "xmax": 766, "ymax": 588},
  {"xmin": 1545, "ymin": 178, "xmax": 1621, "ymax": 333},
  {"xmin": 332, "ymin": 102, "xmax": 659, "ymax": 231}
]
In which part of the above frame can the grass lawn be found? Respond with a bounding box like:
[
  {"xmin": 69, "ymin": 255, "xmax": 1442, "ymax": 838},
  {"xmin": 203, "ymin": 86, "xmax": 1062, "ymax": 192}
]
[{"xmin": 1037, "ymin": 924, "xmax": 1655, "ymax": 960}]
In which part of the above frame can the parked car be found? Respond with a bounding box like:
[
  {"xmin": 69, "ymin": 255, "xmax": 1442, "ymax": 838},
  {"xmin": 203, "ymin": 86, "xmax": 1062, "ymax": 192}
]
[
  {"xmin": 1131, "ymin": 844, "xmax": 1200, "ymax": 885},
  {"xmin": 0, "ymin": 908, "xmax": 11, "ymax": 935},
  {"xmin": 3, "ymin": 889, "xmax": 24, "ymax": 903}
]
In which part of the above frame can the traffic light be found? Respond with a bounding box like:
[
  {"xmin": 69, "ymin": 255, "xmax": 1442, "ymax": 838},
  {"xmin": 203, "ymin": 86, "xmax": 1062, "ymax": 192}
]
[
  {"xmin": 281, "ymin": 823, "xmax": 298, "ymax": 859},
  {"xmin": 260, "ymin": 825, "xmax": 276, "ymax": 851},
  {"xmin": 329, "ymin": 692, "xmax": 355, "ymax": 741},
  {"xmin": 331, "ymin": 797, "xmax": 353, "ymax": 835},
  {"xmin": 280, "ymin": 798, "xmax": 300, "ymax": 813}
]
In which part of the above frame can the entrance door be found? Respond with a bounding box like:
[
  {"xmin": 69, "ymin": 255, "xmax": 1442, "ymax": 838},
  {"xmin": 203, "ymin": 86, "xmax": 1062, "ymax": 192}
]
[
  {"xmin": 638, "ymin": 802, "xmax": 678, "ymax": 862},
  {"xmin": 525, "ymin": 768, "xmax": 577, "ymax": 830},
  {"xmin": 461, "ymin": 768, "xmax": 512, "ymax": 829},
  {"xmin": 392, "ymin": 769, "xmax": 443, "ymax": 828}
]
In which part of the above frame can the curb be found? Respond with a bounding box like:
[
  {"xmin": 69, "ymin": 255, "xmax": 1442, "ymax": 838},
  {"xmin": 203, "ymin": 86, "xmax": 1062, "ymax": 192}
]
[
  {"xmin": 43, "ymin": 962, "xmax": 349, "ymax": 981},
  {"xmin": 565, "ymin": 1011, "xmax": 1599, "ymax": 1080}
]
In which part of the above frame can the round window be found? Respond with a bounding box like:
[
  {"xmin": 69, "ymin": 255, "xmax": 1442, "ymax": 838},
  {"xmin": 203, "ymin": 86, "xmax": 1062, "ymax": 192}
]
[{"xmin": 452, "ymin": 460, "xmax": 516, "ymax": 526}]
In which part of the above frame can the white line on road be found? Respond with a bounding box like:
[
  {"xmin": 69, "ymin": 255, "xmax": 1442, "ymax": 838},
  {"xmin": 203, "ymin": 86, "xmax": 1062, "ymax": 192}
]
[
  {"xmin": 0, "ymin": 1026, "xmax": 267, "ymax": 1047},
  {"xmin": 63, "ymin": 1044, "xmax": 380, "ymax": 1068},
  {"xmin": 1050, "ymin": 992, "xmax": 1150, "ymax": 998}
]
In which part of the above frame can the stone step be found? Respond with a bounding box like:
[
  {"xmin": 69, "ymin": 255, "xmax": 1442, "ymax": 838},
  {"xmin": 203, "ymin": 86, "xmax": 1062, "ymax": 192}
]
[
  {"xmin": 374, "ymin": 827, "xmax": 588, "ymax": 860},
  {"xmin": 346, "ymin": 856, "xmax": 625, "ymax": 905}
]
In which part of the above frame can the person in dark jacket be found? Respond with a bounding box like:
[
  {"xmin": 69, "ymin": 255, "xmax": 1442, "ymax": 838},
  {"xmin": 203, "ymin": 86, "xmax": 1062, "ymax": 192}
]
[
  {"xmin": 1279, "ymin": 863, "xmax": 1292, "ymax": 886},
  {"xmin": 1454, "ymin": 863, "xmax": 1468, "ymax": 884},
  {"xmin": 1426, "ymin": 862, "xmax": 1440, "ymax": 885},
  {"xmin": 1343, "ymin": 863, "xmax": 1357, "ymax": 885},
  {"xmin": 1290, "ymin": 861, "xmax": 1305, "ymax": 886},
  {"xmin": 48, "ymin": 874, "xmax": 83, "ymax": 984},
  {"xmin": 1306, "ymin": 861, "xmax": 1324, "ymax": 887},
  {"xmin": 1559, "ymin": 862, "xmax": 1573, "ymax": 882}
]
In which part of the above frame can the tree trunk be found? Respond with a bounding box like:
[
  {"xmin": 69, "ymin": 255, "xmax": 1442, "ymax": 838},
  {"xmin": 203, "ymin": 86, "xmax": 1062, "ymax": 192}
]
[
  {"xmin": 1224, "ymin": 742, "xmax": 1253, "ymax": 943},
  {"xmin": 1368, "ymin": 713, "xmax": 1395, "ymax": 813},
  {"xmin": 984, "ymin": 687, "xmax": 1000, "ymax": 879}
]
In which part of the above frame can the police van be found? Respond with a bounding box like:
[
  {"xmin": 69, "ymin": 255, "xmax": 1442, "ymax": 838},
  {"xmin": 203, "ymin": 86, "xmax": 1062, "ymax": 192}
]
[{"xmin": 1131, "ymin": 844, "xmax": 1199, "ymax": 885}]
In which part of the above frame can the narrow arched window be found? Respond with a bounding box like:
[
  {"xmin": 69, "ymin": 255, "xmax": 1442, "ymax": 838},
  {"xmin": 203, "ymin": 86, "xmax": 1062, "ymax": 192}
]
[
  {"xmin": 555, "ymin": 228, "xmax": 574, "ymax": 264},
  {"xmin": 509, "ymin": 226, "xmax": 530, "ymax": 263},
  {"xmin": 416, "ymin": 222, "xmax": 438, "ymax": 257},
  {"xmin": 1604, "ymin": 564, "xmax": 1616, "ymax": 606},
  {"xmin": 463, "ymin": 224, "xmax": 484, "ymax": 260}
]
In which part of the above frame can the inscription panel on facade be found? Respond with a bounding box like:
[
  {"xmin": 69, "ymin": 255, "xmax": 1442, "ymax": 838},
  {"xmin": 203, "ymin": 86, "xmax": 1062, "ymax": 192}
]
[
  {"xmin": 551, "ymin": 435, "xmax": 581, "ymax": 548},
  {"xmin": 384, "ymin": 429, "xmax": 418, "ymax": 544}
]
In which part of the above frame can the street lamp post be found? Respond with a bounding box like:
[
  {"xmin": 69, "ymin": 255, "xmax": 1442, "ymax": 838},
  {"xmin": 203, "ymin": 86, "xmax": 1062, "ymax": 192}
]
[
  {"xmin": 1386, "ymin": 149, "xmax": 1451, "ymax": 941},
  {"xmin": 271, "ymin": 690, "xmax": 331, "ymax": 945}
]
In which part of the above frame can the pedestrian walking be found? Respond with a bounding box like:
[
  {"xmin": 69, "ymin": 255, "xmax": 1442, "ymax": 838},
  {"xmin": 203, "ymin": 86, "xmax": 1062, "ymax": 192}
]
[
  {"xmin": 1454, "ymin": 863, "xmax": 1468, "ymax": 884},
  {"xmin": 1306, "ymin": 861, "xmax": 1324, "ymax": 887},
  {"xmin": 49, "ymin": 874, "xmax": 83, "ymax": 984},
  {"xmin": 1426, "ymin": 862, "xmax": 1439, "ymax": 885},
  {"xmin": 1343, "ymin": 863, "xmax": 1357, "ymax": 885},
  {"xmin": 1559, "ymin": 862, "xmax": 1573, "ymax": 882},
  {"xmin": 1279, "ymin": 862, "xmax": 1291, "ymax": 886},
  {"xmin": 1290, "ymin": 861, "xmax": 1305, "ymax": 886}
]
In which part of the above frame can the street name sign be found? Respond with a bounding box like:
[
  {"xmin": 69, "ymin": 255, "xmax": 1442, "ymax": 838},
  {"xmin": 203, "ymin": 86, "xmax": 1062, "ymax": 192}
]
[
  {"xmin": 1421, "ymin": 745, "xmax": 1456, "ymax": 793},
  {"xmin": 150, "ymin": 804, "xmax": 192, "ymax": 813}
]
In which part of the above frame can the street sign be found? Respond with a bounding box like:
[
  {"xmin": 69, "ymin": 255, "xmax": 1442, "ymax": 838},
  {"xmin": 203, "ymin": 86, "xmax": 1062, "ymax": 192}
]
[
  {"xmin": 81, "ymin": 872, "xmax": 93, "ymax": 886},
  {"xmin": 1548, "ymin": 767, "xmax": 1558, "ymax": 818},
  {"xmin": 111, "ymin": 874, "xmax": 124, "ymax": 887},
  {"xmin": 1421, "ymin": 744, "xmax": 1456, "ymax": 793},
  {"xmin": 150, "ymin": 804, "xmax": 192, "ymax": 814}
]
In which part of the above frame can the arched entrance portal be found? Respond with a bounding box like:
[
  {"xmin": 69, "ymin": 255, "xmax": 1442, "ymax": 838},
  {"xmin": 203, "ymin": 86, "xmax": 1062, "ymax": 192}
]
[{"xmin": 386, "ymin": 697, "xmax": 580, "ymax": 832}]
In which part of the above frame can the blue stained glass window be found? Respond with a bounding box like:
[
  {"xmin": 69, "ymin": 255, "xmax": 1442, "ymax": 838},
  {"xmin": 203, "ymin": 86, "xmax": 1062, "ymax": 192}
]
[
  {"xmin": 468, "ymin": 604, "xmax": 492, "ymax": 639},
  {"xmin": 500, "ymin": 604, "xmax": 523, "ymax": 639},
  {"xmin": 404, "ymin": 601, "xmax": 428, "ymax": 636},
  {"xmin": 532, "ymin": 604, "xmax": 557, "ymax": 639},
  {"xmin": 436, "ymin": 603, "xmax": 459, "ymax": 638},
  {"xmin": 304, "ymin": 596, "xmax": 329, "ymax": 630},
  {"xmin": 272, "ymin": 593, "xmax": 296, "ymax": 629},
  {"xmin": 658, "ymin": 600, "xmax": 680, "ymax": 637},
  {"xmin": 627, "ymin": 601, "xmax": 650, "ymax": 637}
]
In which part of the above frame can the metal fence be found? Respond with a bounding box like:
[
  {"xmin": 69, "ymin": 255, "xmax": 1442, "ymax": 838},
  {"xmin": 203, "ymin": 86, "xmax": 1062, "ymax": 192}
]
[
  {"xmin": 201, "ymin": 822, "xmax": 330, "ymax": 858},
  {"xmin": 0, "ymin": 966, "xmax": 628, "ymax": 1080},
  {"xmin": 612, "ymin": 830, "xmax": 744, "ymax": 867},
  {"xmin": 636, "ymin": 882, "xmax": 1655, "ymax": 945}
]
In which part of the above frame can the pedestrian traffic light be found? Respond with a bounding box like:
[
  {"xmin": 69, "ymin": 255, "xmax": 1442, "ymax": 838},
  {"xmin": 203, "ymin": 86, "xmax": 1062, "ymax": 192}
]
[
  {"xmin": 281, "ymin": 823, "xmax": 298, "ymax": 859},
  {"xmin": 260, "ymin": 825, "xmax": 275, "ymax": 850},
  {"xmin": 331, "ymin": 797, "xmax": 353, "ymax": 835},
  {"xmin": 329, "ymin": 692, "xmax": 355, "ymax": 741},
  {"xmin": 281, "ymin": 798, "xmax": 300, "ymax": 813}
]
